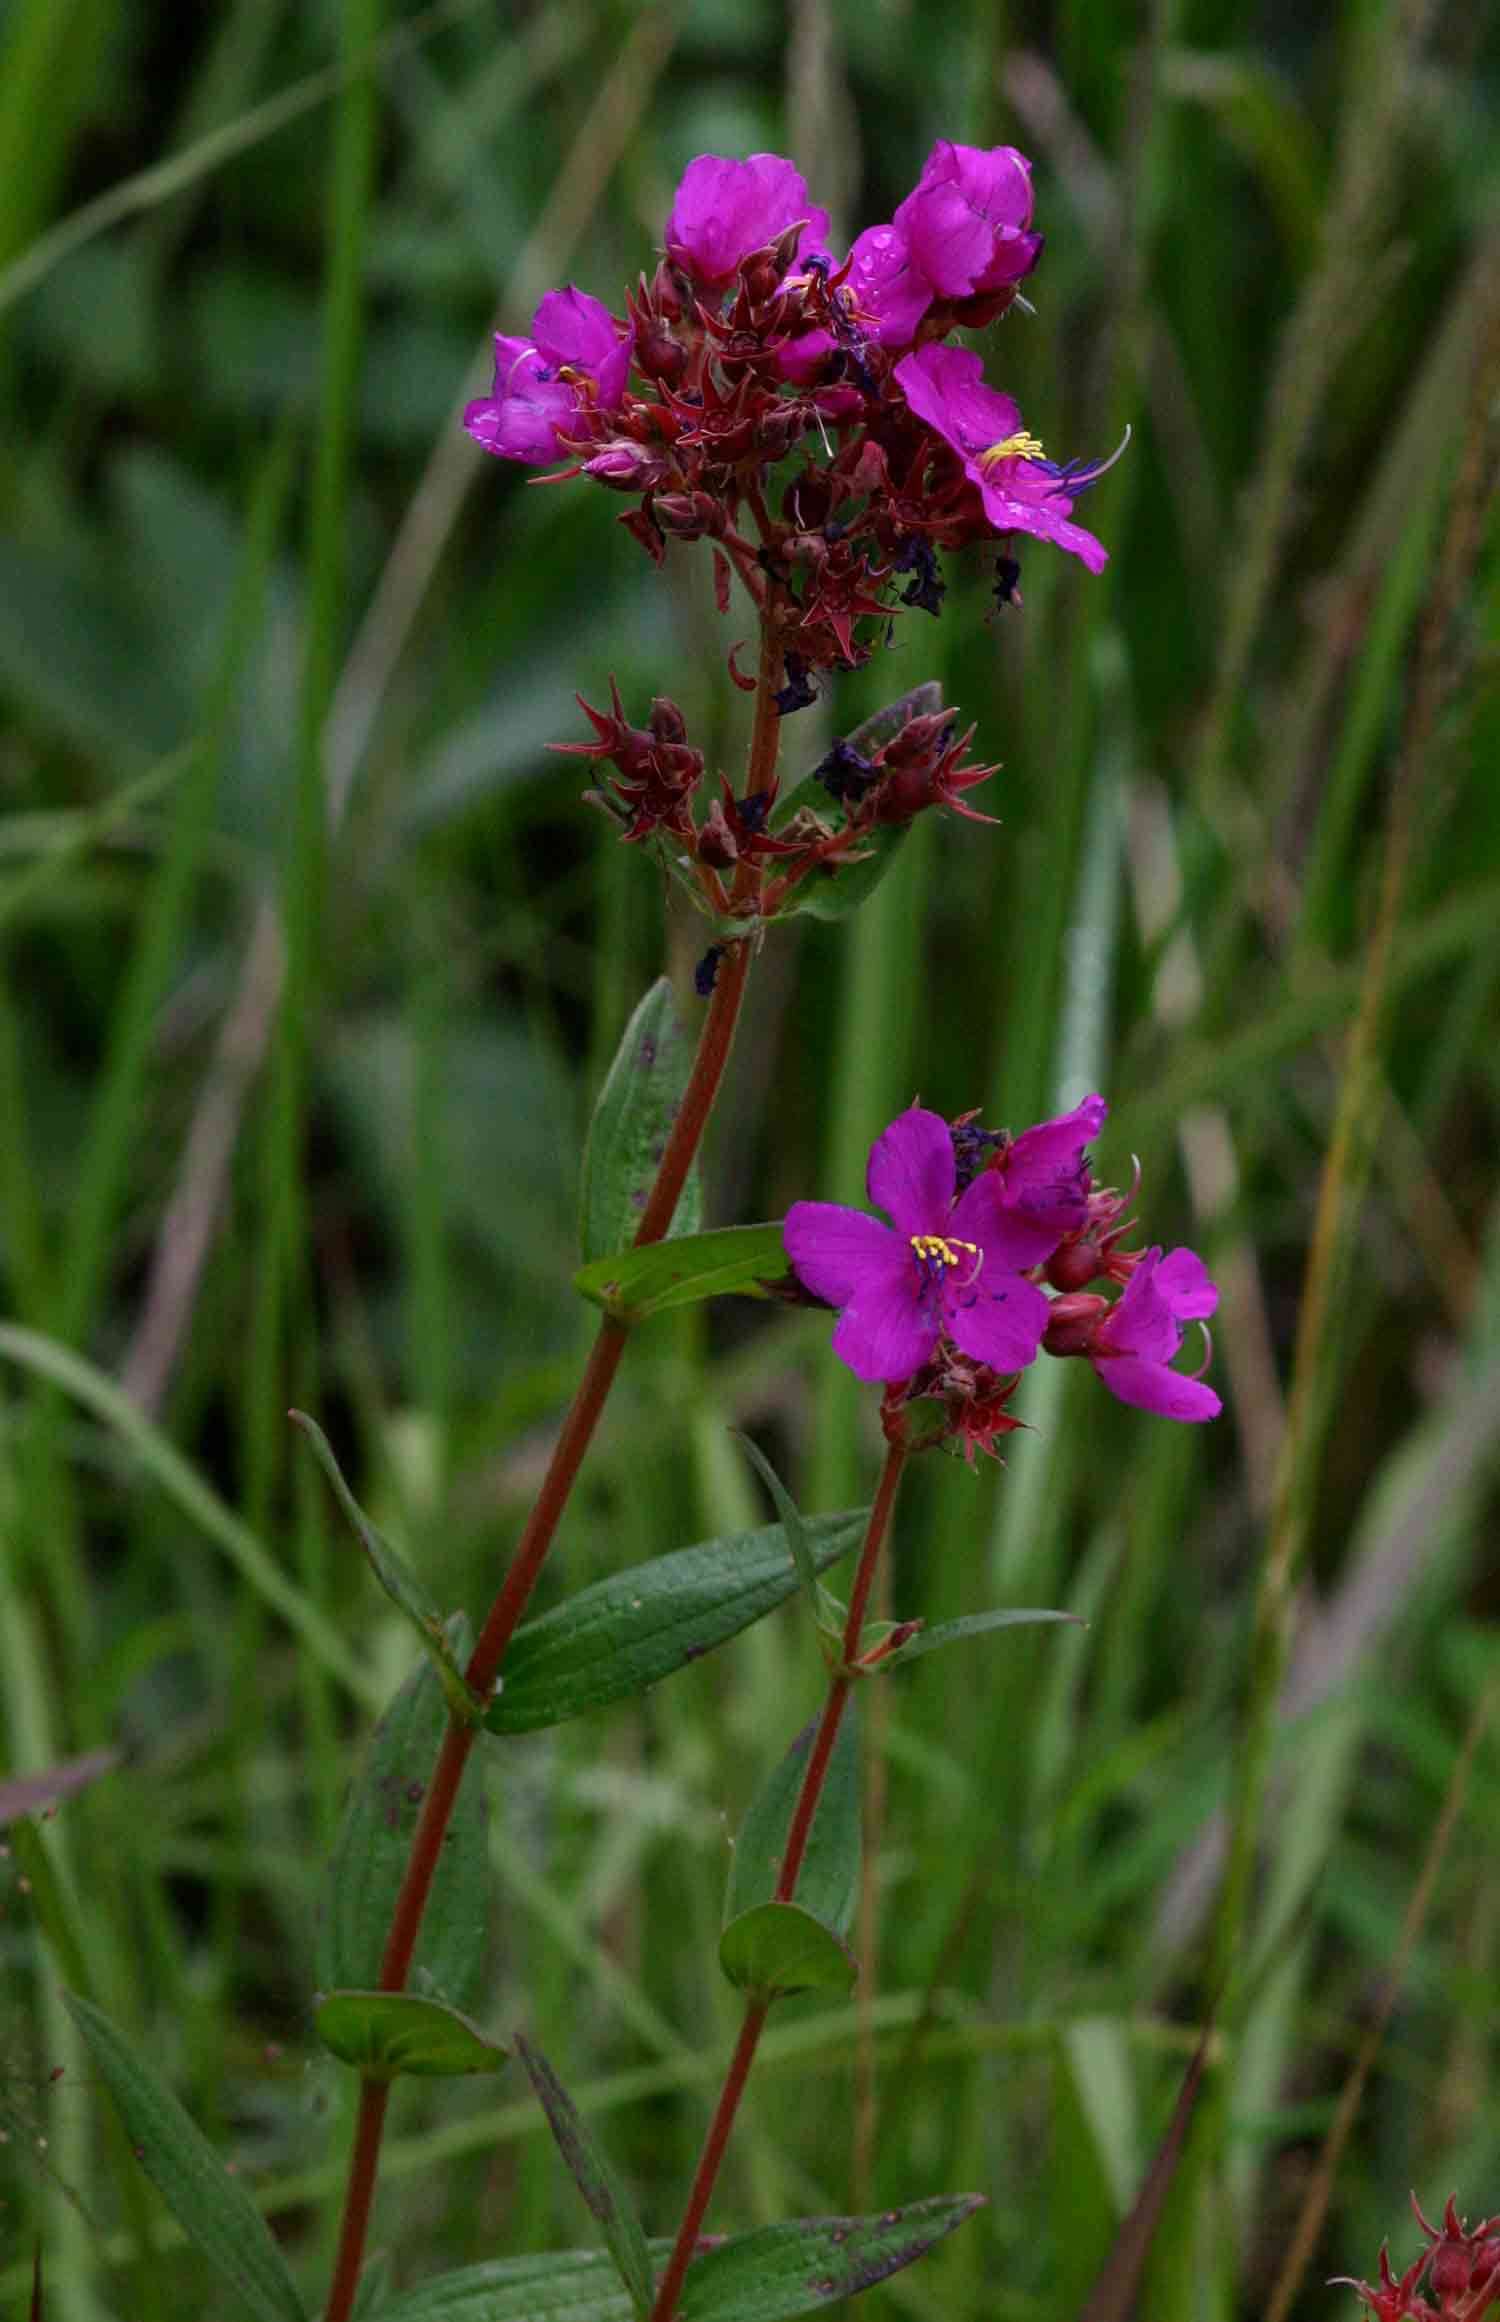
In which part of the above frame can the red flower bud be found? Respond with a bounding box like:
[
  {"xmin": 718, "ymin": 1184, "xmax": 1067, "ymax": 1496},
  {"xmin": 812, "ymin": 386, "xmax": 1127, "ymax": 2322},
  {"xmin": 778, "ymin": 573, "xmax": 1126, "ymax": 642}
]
[{"xmin": 1042, "ymin": 1294, "xmax": 1107, "ymax": 1359}]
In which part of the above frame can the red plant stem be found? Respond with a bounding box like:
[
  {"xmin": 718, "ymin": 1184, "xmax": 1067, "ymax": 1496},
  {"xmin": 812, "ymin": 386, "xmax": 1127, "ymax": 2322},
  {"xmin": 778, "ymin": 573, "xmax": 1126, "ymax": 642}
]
[
  {"xmin": 647, "ymin": 1435, "xmax": 909, "ymax": 2322},
  {"xmin": 322, "ymin": 628, "xmax": 783, "ymax": 2322}
]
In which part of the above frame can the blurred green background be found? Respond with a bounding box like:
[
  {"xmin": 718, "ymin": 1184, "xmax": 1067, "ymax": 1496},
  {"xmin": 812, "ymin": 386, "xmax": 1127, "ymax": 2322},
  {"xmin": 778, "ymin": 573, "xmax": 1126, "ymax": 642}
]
[{"xmin": 1, "ymin": 0, "xmax": 1498, "ymax": 2315}]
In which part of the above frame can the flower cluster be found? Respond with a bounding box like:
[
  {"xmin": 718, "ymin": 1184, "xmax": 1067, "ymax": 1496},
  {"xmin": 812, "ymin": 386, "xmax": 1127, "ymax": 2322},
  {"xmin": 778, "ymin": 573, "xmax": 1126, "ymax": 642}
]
[
  {"xmin": 552, "ymin": 682, "xmax": 1000, "ymax": 926},
  {"xmin": 465, "ymin": 144, "xmax": 1117, "ymax": 692},
  {"xmin": 1335, "ymin": 2198, "xmax": 1500, "ymax": 2320},
  {"xmin": 784, "ymin": 1103, "xmax": 1219, "ymax": 1454}
]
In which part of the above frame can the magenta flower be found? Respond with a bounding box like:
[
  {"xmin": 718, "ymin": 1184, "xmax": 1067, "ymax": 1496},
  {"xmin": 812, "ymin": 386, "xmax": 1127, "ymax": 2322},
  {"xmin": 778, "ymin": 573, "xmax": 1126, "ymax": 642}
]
[
  {"xmin": 784, "ymin": 1106, "xmax": 1055, "ymax": 1385},
  {"xmin": 1088, "ymin": 1247, "xmax": 1221, "ymax": 1421},
  {"xmin": 665, "ymin": 153, "xmax": 829, "ymax": 289},
  {"xmin": 778, "ymin": 220, "xmax": 934, "ymax": 384},
  {"xmin": 893, "ymin": 343, "xmax": 1112, "ymax": 573},
  {"xmin": 893, "ymin": 140, "xmax": 1043, "ymax": 300},
  {"xmin": 464, "ymin": 287, "xmax": 631, "ymax": 466},
  {"xmin": 990, "ymin": 1094, "xmax": 1109, "ymax": 1237}
]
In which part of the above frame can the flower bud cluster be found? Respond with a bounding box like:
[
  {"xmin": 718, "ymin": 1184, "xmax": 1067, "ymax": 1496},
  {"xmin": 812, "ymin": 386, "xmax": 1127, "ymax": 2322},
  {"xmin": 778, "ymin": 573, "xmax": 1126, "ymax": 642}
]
[
  {"xmin": 466, "ymin": 144, "xmax": 1118, "ymax": 691},
  {"xmin": 1335, "ymin": 2198, "xmax": 1500, "ymax": 2321}
]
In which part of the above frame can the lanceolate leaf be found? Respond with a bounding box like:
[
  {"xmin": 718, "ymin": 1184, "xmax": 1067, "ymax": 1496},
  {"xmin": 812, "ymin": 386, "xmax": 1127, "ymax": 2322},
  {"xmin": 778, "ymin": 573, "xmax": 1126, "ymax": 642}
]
[
  {"xmin": 62, "ymin": 1993, "xmax": 306, "ymax": 2322},
  {"xmin": 676, "ymin": 2195, "xmax": 985, "ymax": 2320},
  {"xmin": 515, "ymin": 2036, "xmax": 654, "ymax": 2320},
  {"xmin": 317, "ymin": 1629, "xmax": 488, "ymax": 2011},
  {"xmin": 573, "ymin": 1222, "xmax": 789, "ymax": 1322},
  {"xmin": 579, "ymin": 977, "xmax": 703, "ymax": 1262},
  {"xmin": 365, "ymin": 2246, "xmax": 669, "ymax": 2322},
  {"xmin": 886, "ymin": 1607, "xmax": 1083, "ymax": 1666},
  {"xmin": 484, "ymin": 1513, "xmax": 865, "ymax": 1736},
  {"xmin": 314, "ymin": 1991, "xmax": 508, "ymax": 2081},
  {"xmin": 731, "ymin": 1431, "xmax": 820, "ymax": 1607},
  {"xmin": 365, "ymin": 2200, "xmax": 982, "ymax": 2322},
  {"xmin": 1077, "ymin": 2019, "xmax": 1215, "ymax": 2322},
  {"xmin": 725, "ymin": 1709, "xmax": 861, "ymax": 1941},
  {"xmin": 769, "ymin": 682, "xmax": 943, "ymax": 925},
  {"xmin": 289, "ymin": 1412, "xmax": 479, "ymax": 1721},
  {"xmin": 718, "ymin": 1901, "xmax": 856, "ymax": 2000}
]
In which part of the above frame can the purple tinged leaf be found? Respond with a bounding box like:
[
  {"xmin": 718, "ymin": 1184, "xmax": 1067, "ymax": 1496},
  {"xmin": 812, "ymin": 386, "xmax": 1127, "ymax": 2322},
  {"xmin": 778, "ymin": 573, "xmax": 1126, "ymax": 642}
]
[
  {"xmin": 1074, "ymin": 2018, "xmax": 1216, "ymax": 2322},
  {"xmin": 676, "ymin": 2194, "xmax": 986, "ymax": 2319},
  {"xmin": 515, "ymin": 2035, "xmax": 655, "ymax": 2320},
  {"xmin": 0, "ymin": 1746, "xmax": 119, "ymax": 1828}
]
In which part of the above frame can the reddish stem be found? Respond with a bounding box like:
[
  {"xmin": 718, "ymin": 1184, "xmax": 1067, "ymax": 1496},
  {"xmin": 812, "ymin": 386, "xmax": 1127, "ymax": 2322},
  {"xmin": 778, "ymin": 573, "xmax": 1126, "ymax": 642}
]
[
  {"xmin": 323, "ymin": 2080, "xmax": 391, "ymax": 2322},
  {"xmin": 321, "ymin": 631, "xmax": 783, "ymax": 2322},
  {"xmin": 647, "ymin": 1435, "xmax": 909, "ymax": 2321}
]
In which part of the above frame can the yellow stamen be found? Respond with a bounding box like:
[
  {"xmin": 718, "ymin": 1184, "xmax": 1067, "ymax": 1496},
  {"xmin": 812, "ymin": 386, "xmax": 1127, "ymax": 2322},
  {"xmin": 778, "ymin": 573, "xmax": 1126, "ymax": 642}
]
[
  {"xmin": 977, "ymin": 430, "xmax": 1046, "ymax": 471},
  {"xmin": 910, "ymin": 1234, "xmax": 979, "ymax": 1269}
]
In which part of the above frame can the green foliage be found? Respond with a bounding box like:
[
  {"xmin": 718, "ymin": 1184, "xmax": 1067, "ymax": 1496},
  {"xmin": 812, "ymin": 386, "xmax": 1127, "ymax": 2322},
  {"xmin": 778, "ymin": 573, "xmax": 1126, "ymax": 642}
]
[
  {"xmin": 720, "ymin": 1710, "xmax": 861, "ymax": 1998},
  {"xmin": 484, "ymin": 1513, "xmax": 865, "ymax": 1735},
  {"xmin": 572, "ymin": 1222, "xmax": 790, "ymax": 1322},
  {"xmin": 62, "ymin": 1994, "xmax": 307, "ymax": 2322},
  {"xmin": 515, "ymin": 2036, "xmax": 655, "ymax": 2319},
  {"xmin": 579, "ymin": 976, "xmax": 703, "ymax": 1262},
  {"xmin": 316, "ymin": 1634, "xmax": 488, "ymax": 2010},
  {"xmin": 314, "ymin": 1992, "xmax": 508, "ymax": 2081}
]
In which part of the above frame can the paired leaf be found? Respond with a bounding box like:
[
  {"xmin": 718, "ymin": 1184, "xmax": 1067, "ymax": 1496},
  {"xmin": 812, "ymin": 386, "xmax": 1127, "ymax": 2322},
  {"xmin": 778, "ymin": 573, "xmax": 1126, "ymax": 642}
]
[
  {"xmin": 63, "ymin": 1993, "xmax": 306, "ymax": 2322},
  {"xmin": 573, "ymin": 1222, "xmax": 789, "ymax": 1324},
  {"xmin": 365, "ymin": 2199, "xmax": 981, "ymax": 2322},
  {"xmin": 886, "ymin": 1607, "xmax": 1083, "ymax": 1667},
  {"xmin": 314, "ymin": 1992, "xmax": 507, "ymax": 2081},
  {"xmin": 724, "ymin": 1709, "xmax": 861, "ymax": 1939},
  {"xmin": 717, "ymin": 1902, "xmax": 855, "ymax": 2001},
  {"xmin": 317, "ymin": 1631, "xmax": 488, "ymax": 2011},
  {"xmin": 290, "ymin": 1412, "xmax": 478, "ymax": 1720},
  {"xmin": 484, "ymin": 1512, "xmax": 865, "ymax": 1736},
  {"xmin": 515, "ymin": 2036, "xmax": 654, "ymax": 2320},
  {"xmin": 677, "ymin": 2195, "xmax": 985, "ymax": 2319},
  {"xmin": 721, "ymin": 1710, "xmax": 861, "ymax": 2000},
  {"xmin": 769, "ymin": 682, "xmax": 943, "ymax": 925},
  {"xmin": 579, "ymin": 977, "xmax": 703, "ymax": 1262}
]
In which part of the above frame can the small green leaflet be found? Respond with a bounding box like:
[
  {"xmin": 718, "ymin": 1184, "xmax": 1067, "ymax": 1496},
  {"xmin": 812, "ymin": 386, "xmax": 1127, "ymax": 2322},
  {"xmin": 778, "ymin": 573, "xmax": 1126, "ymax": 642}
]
[
  {"xmin": 485, "ymin": 1512, "xmax": 864, "ymax": 1736},
  {"xmin": 718, "ymin": 1902, "xmax": 855, "ymax": 2000},
  {"xmin": 579, "ymin": 977, "xmax": 703, "ymax": 1263},
  {"xmin": 573, "ymin": 1221, "xmax": 789, "ymax": 1323},
  {"xmin": 515, "ymin": 2036, "xmax": 655, "ymax": 2320},
  {"xmin": 886, "ymin": 1606, "xmax": 1083, "ymax": 1666},
  {"xmin": 289, "ymin": 1412, "xmax": 479, "ymax": 1722},
  {"xmin": 314, "ymin": 1992, "xmax": 508, "ymax": 2081},
  {"xmin": 317, "ymin": 1630, "xmax": 488, "ymax": 2010},
  {"xmin": 720, "ymin": 1710, "xmax": 861, "ymax": 1999},
  {"xmin": 63, "ymin": 1993, "xmax": 306, "ymax": 2322},
  {"xmin": 360, "ymin": 2198, "xmax": 982, "ymax": 2322}
]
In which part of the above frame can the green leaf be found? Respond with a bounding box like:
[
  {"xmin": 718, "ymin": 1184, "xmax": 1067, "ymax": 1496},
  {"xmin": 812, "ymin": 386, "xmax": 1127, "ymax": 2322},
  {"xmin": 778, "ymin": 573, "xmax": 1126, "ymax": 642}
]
[
  {"xmin": 360, "ymin": 2245, "xmax": 667, "ymax": 2322},
  {"xmin": 717, "ymin": 1901, "xmax": 856, "ymax": 2000},
  {"xmin": 769, "ymin": 682, "xmax": 943, "ymax": 925},
  {"xmin": 725, "ymin": 1709, "xmax": 861, "ymax": 1941},
  {"xmin": 573, "ymin": 1222, "xmax": 790, "ymax": 1323},
  {"xmin": 62, "ymin": 1993, "xmax": 307, "ymax": 2322},
  {"xmin": 289, "ymin": 1412, "xmax": 480, "ymax": 1721},
  {"xmin": 887, "ymin": 1607, "xmax": 1084, "ymax": 1665},
  {"xmin": 484, "ymin": 1512, "xmax": 865, "ymax": 1736},
  {"xmin": 515, "ymin": 2036, "xmax": 654, "ymax": 2320},
  {"xmin": 363, "ymin": 2202, "xmax": 982, "ymax": 2322},
  {"xmin": 677, "ymin": 2195, "xmax": 985, "ymax": 2318},
  {"xmin": 314, "ymin": 1992, "xmax": 508, "ymax": 2081},
  {"xmin": 730, "ymin": 1432, "xmax": 821, "ymax": 1610},
  {"xmin": 317, "ymin": 1632, "xmax": 488, "ymax": 2011},
  {"xmin": 579, "ymin": 977, "xmax": 703, "ymax": 1262}
]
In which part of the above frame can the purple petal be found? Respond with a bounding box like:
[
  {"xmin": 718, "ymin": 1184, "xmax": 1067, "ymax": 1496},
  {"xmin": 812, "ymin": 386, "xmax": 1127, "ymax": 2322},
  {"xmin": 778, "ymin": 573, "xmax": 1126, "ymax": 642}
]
[
  {"xmin": 950, "ymin": 1171, "xmax": 1058, "ymax": 1271},
  {"xmin": 784, "ymin": 1202, "xmax": 904, "ymax": 1308},
  {"xmin": 464, "ymin": 376, "xmax": 577, "ymax": 465},
  {"xmin": 666, "ymin": 153, "xmax": 829, "ymax": 287},
  {"xmin": 1155, "ymin": 1247, "xmax": 1218, "ymax": 1321},
  {"xmin": 893, "ymin": 345, "xmax": 1021, "ymax": 463},
  {"xmin": 843, "ymin": 222, "xmax": 932, "ymax": 345},
  {"xmin": 831, "ymin": 1280, "xmax": 937, "ymax": 1384},
  {"xmin": 866, "ymin": 1106, "xmax": 954, "ymax": 1236},
  {"xmin": 972, "ymin": 466, "xmax": 1109, "ymax": 573},
  {"xmin": 894, "ymin": 142, "xmax": 1039, "ymax": 298},
  {"xmin": 1096, "ymin": 1249, "xmax": 1179, "ymax": 1365},
  {"xmin": 996, "ymin": 1094, "xmax": 1107, "ymax": 1234},
  {"xmin": 1090, "ymin": 1353, "xmax": 1222, "ymax": 1423},
  {"xmin": 942, "ymin": 1269, "xmax": 1049, "ymax": 1374}
]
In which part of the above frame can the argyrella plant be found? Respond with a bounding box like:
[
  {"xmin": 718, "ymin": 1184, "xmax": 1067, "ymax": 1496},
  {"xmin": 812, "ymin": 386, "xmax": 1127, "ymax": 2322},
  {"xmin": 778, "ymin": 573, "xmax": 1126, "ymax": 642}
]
[{"xmin": 62, "ymin": 142, "xmax": 1219, "ymax": 2322}]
